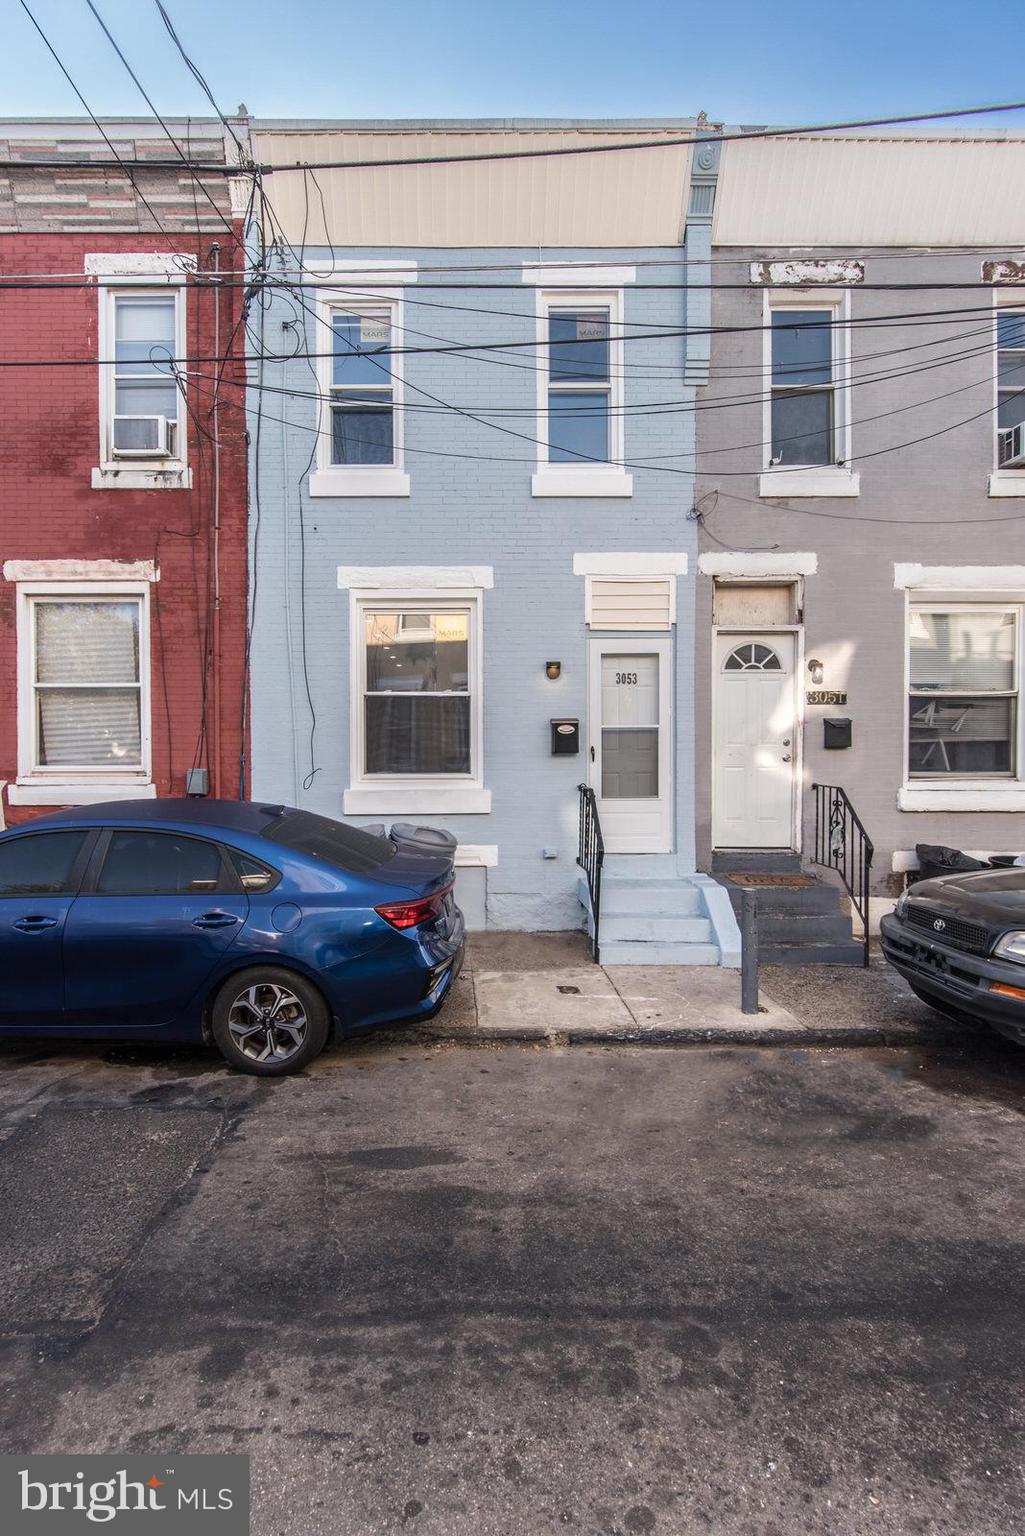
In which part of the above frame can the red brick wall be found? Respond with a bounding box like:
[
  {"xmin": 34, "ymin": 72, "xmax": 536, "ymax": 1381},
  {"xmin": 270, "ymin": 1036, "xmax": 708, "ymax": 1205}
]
[{"xmin": 0, "ymin": 228, "xmax": 249, "ymax": 822}]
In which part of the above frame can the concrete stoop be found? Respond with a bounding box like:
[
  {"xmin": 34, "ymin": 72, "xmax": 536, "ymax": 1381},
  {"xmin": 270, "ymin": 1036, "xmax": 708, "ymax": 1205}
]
[
  {"xmin": 578, "ymin": 856, "xmax": 741, "ymax": 967},
  {"xmin": 712, "ymin": 852, "xmax": 864, "ymax": 967}
]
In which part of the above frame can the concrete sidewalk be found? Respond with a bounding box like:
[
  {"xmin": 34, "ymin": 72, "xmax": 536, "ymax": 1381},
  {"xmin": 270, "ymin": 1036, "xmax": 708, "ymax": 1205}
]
[{"xmin": 413, "ymin": 931, "xmax": 969, "ymax": 1047}]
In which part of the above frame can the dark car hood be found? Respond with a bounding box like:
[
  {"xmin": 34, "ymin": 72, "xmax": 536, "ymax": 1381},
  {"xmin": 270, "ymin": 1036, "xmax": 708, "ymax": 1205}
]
[{"xmin": 909, "ymin": 868, "xmax": 1025, "ymax": 930}]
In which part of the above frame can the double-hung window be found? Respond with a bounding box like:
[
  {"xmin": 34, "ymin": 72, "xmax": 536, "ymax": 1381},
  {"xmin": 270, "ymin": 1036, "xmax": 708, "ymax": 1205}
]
[
  {"xmin": 100, "ymin": 289, "xmax": 185, "ymax": 469},
  {"xmin": 359, "ymin": 603, "xmax": 475, "ymax": 779},
  {"xmin": 769, "ymin": 307, "xmax": 838, "ymax": 466},
  {"xmin": 330, "ymin": 306, "xmax": 395, "ymax": 465},
  {"xmin": 533, "ymin": 290, "xmax": 630, "ymax": 496},
  {"xmin": 311, "ymin": 292, "xmax": 409, "ymax": 497},
  {"xmin": 996, "ymin": 310, "xmax": 1025, "ymax": 467},
  {"xmin": 908, "ymin": 605, "xmax": 1018, "ymax": 779},
  {"xmin": 16, "ymin": 586, "xmax": 151, "ymax": 797}
]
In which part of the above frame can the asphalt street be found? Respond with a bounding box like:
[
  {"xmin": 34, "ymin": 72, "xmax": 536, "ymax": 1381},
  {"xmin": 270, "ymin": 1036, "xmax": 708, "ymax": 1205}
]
[{"xmin": 0, "ymin": 1030, "xmax": 1023, "ymax": 1535}]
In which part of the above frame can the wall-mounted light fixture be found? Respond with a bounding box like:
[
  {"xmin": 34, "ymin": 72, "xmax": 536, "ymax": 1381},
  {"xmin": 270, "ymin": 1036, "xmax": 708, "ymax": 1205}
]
[
  {"xmin": 545, "ymin": 660, "xmax": 562, "ymax": 680},
  {"xmin": 808, "ymin": 658, "xmax": 824, "ymax": 685}
]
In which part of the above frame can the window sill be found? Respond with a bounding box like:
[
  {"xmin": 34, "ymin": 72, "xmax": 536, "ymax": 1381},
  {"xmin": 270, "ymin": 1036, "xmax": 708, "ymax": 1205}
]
[
  {"xmin": 531, "ymin": 470, "xmax": 633, "ymax": 498},
  {"xmin": 9, "ymin": 780, "xmax": 157, "ymax": 806},
  {"xmin": 309, "ymin": 468, "xmax": 410, "ymax": 498},
  {"xmin": 898, "ymin": 784, "xmax": 1025, "ymax": 813},
  {"xmin": 92, "ymin": 466, "xmax": 192, "ymax": 490},
  {"xmin": 343, "ymin": 785, "xmax": 491, "ymax": 815},
  {"xmin": 988, "ymin": 474, "xmax": 1025, "ymax": 498},
  {"xmin": 758, "ymin": 467, "xmax": 860, "ymax": 498}
]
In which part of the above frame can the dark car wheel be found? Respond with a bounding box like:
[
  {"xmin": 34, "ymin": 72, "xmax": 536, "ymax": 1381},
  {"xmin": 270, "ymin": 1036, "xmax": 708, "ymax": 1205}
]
[{"xmin": 211, "ymin": 967, "xmax": 330, "ymax": 1076}]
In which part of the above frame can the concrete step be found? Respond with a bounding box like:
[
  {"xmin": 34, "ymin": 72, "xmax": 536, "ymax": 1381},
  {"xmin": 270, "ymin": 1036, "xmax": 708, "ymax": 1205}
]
[
  {"xmin": 600, "ymin": 880, "xmax": 704, "ymax": 916},
  {"xmin": 601, "ymin": 854, "xmax": 681, "ymax": 877},
  {"xmin": 755, "ymin": 912, "xmax": 856, "ymax": 945},
  {"xmin": 724, "ymin": 881, "xmax": 843, "ymax": 917},
  {"xmin": 600, "ymin": 940, "xmax": 722, "ymax": 966},
  {"xmin": 600, "ymin": 914, "xmax": 714, "ymax": 945},
  {"xmin": 759, "ymin": 940, "xmax": 865, "ymax": 967},
  {"xmin": 711, "ymin": 851, "xmax": 802, "ymax": 874}
]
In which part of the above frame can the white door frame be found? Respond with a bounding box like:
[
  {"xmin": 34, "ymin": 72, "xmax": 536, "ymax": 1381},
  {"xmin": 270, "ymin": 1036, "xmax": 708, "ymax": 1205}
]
[
  {"xmin": 588, "ymin": 634, "xmax": 673, "ymax": 854},
  {"xmin": 711, "ymin": 625, "xmax": 804, "ymax": 851}
]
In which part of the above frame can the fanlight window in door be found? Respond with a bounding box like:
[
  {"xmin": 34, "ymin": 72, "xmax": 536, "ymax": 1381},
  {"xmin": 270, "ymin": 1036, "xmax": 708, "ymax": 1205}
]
[{"xmin": 723, "ymin": 642, "xmax": 782, "ymax": 672}]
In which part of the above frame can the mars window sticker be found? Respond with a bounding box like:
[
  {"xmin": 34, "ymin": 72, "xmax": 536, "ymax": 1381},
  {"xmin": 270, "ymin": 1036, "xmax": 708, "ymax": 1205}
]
[{"xmin": 359, "ymin": 313, "xmax": 390, "ymax": 348}]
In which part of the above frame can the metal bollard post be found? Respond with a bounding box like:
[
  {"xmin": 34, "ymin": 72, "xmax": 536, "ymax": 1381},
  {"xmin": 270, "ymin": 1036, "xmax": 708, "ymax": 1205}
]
[{"xmin": 741, "ymin": 889, "xmax": 759, "ymax": 1015}]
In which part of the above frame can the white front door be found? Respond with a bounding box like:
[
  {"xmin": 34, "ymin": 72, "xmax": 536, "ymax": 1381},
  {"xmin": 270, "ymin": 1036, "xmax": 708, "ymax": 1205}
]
[
  {"xmin": 588, "ymin": 637, "xmax": 672, "ymax": 854},
  {"xmin": 713, "ymin": 632, "xmax": 797, "ymax": 849}
]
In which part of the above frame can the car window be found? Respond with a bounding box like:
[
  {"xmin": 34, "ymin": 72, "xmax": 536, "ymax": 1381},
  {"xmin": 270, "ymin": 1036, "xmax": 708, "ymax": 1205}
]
[
  {"xmin": 262, "ymin": 810, "xmax": 395, "ymax": 875},
  {"xmin": 0, "ymin": 830, "xmax": 90, "ymax": 895},
  {"xmin": 95, "ymin": 831, "xmax": 225, "ymax": 896},
  {"xmin": 227, "ymin": 847, "xmax": 280, "ymax": 893}
]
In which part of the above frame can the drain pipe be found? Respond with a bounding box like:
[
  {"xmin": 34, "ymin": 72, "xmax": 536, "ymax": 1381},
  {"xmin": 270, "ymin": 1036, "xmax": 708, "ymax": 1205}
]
[{"xmin": 209, "ymin": 240, "xmax": 223, "ymax": 798}]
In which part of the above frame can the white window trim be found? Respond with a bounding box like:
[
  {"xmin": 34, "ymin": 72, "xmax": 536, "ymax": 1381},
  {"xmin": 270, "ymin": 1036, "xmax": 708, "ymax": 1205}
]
[
  {"xmin": 309, "ymin": 286, "xmax": 410, "ymax": 498},
  {"xmin": 990, "ymin": 290, "xmax": 1025, "ymax": 497},
  {"xmin": 12, "ymin": 580, "xmax": 154, "ymax": 805},
  {"xmin": 760, "ymin": 288, "xmax": 858, "ymax": 499},
  {"xmin": 900, "ymin": 591, "xmax": 1024, "ymax": 809},
  {"xmin": 532, "ymin": 287, "xmax": 632, "ymax": 499},
  {"xmin": 93, "ymin": 281, "xmax": 190, "ymax": 490},
  {"xmin": 343, "ymin": 587, "xmax": 490, "ymax": 817}
]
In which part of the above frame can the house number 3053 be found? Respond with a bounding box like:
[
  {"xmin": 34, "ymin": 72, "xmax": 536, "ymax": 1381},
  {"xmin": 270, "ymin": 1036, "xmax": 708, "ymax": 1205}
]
[{"xmin": 615, "ymin": 671, "xmax": 639, "ymax": 685}]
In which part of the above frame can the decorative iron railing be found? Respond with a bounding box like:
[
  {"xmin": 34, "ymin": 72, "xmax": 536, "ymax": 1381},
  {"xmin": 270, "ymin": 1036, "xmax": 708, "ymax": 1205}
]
[
  {"xmin": 811, "ymin": 783, "xmax": 874, "ymax": 968},
  {"xmin": 577, "ymin": 783, "xmax": 605, "ymax": 963}
]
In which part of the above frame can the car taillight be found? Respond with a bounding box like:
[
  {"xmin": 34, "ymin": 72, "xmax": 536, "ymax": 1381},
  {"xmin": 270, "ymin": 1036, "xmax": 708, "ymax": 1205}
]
[{"xmin": 375, "ymin": 882, "xmax": 452, "ymax": 931}]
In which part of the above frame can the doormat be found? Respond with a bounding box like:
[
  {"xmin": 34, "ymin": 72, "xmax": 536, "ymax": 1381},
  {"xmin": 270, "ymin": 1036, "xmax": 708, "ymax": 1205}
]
[{"xmin": 725, "ymin": 872, "xmax": 818, "ymax": 888}]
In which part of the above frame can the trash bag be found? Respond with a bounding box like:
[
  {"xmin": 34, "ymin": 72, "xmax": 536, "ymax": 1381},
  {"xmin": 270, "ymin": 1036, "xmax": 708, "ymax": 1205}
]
[{"xmin": 913, "ymin": 843, "xmax": 988, "ymax": 884}]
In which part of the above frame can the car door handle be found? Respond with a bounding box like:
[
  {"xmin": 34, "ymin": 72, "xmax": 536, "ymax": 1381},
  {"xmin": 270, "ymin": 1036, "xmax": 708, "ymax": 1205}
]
[
  {"xmin": 13, "ymin": 915, "xmax": 59, "ymax": 932},
  {"xmin": 192, "ymin": 912, "xmax": 241, "ymax": 929}
]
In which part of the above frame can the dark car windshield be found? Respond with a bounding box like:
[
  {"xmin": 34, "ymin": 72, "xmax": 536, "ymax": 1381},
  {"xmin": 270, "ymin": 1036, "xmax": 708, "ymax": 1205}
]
[{"xmin": 263, "ymin": 810, "xmax": 395, "ymax": 875}]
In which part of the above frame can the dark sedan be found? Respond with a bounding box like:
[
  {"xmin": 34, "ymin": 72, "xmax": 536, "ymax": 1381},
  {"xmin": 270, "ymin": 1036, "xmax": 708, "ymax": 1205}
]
[
  {"xmin": 881, "ymin": 866, "xmax": 1025, "ymax": 1045},
  {"xmin": 0, "ymin": 800, "xmax": 464, "ymax": 1075}
]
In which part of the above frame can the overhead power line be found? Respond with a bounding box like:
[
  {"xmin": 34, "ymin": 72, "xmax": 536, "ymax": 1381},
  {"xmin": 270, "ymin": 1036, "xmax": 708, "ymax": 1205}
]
[{"xmin": 3, "ymin": 96, "xmax": 1025, "ymax": 175}]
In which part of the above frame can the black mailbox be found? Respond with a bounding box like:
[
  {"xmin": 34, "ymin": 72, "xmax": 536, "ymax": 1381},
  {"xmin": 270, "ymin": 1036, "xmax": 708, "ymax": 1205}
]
[
  {"xmin": 550, "ymin": 719, "xmax": 580, "ymax": 756},
  {"xmin": 824, "ymin": 717, "xmax": 852, "ymax": 750}
]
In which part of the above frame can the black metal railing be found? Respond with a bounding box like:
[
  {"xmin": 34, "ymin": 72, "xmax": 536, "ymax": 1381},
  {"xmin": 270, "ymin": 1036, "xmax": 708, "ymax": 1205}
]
[
  {"xmin": 811, "ymin": 783, "xmax": 874, "ymax": 968},
  {"xmin": 577, "ymin": 783, "xmax": 605, "ymax": 963}
]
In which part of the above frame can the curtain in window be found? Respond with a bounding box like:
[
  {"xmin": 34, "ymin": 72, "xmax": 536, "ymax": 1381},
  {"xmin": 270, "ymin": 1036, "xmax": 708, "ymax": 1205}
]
[{"xmin": 34, "ymin": 601, "xmax": 142, "ymax": 768}]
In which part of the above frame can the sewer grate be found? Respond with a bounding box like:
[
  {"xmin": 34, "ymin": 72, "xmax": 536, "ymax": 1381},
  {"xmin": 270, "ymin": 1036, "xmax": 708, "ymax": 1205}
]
[
  {"xmin": 725, "ymin": 872, "xmax": 818, "ymax": 888},
  {"xmin": 557, "ymin": 985, "xmax": 581, "ymax": 995}
]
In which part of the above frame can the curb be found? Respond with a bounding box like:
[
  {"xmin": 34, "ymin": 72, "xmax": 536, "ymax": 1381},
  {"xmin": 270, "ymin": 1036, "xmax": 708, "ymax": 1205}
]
[{"xmin": 408, "ymin": 1020, "xmax": 967, "ymax": 1049}]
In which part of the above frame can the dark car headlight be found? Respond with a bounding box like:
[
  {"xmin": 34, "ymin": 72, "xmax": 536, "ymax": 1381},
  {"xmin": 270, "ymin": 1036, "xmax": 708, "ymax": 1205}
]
[{"xmin": 994, "ymin": 931, "xmax": 1025, "ymax": 964}]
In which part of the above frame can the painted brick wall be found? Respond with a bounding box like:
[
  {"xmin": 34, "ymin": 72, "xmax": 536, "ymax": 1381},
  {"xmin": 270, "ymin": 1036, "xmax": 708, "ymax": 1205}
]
[
  {"xmin": 694, "ymin": 250, "xmax": 1025, "ymax": 890},
  {"xmin": 0, "ymin": 226, "xmax": 250, "ymax": 822},
  {"xmin": 248, "ymin": 246, "xmax": 699, "ymax": 930}
]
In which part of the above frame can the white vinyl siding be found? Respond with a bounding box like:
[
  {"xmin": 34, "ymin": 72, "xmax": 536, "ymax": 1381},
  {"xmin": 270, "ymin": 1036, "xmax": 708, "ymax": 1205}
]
[{"xmin": 587, "ymin": 576, "xmax": 674, "ymax": 631}]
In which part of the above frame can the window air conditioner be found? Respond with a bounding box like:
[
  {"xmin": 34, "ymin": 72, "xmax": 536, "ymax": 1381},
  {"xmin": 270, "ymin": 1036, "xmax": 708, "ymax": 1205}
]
[
  {"xmin": 998, "ymin": 422, "xmax": 1025, "ymax": 469},
  {"xmin": 112, "ymin": 415, "xmax": 175, "ymax": 458}
]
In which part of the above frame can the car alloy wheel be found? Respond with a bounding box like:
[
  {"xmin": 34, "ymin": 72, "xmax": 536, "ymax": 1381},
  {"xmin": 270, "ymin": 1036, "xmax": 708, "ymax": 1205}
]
[{"xmin": 226, "ymin": 982, "xmax": 308, "ymax": 1064}]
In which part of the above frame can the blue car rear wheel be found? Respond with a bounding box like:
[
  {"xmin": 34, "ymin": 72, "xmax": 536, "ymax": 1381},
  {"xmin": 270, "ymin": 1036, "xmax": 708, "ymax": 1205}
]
[{"xmin": 212, "ymin": 966, "xmax": 330, "ymax": 1076}]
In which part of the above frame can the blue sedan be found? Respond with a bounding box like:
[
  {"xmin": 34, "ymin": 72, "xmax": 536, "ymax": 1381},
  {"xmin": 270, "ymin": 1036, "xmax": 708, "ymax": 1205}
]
[{"xmin": 0, "ymin": 800, "xmax": 465, "ymax": 1075}]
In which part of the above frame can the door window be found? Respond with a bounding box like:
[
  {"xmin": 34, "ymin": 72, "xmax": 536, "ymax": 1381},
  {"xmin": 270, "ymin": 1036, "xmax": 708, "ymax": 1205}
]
[
  {"xmin": 0, "ymin": 830, "xmax": 90, "ymax": 895},
  {"xmin": 95, "ymin": 831, "xmax": 225, "ymax": 895},
  {"xmin": 601, "ymin": 654, "xmax": 659, "ymax": 798}
]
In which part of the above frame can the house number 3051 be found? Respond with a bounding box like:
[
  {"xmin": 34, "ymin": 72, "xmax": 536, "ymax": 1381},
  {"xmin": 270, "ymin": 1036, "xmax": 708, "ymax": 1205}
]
[{"xmin": 615, "ymin": 672, "xmax": 638, "ymax": 685}]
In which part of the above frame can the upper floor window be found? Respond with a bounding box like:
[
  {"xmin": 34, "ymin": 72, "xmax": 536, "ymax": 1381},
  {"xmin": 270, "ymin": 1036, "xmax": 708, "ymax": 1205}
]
[
  {"xmin": 997, "ymin": 310, "xmax": 1025, "ymax": 468},
  {"xmin": 330, "ymin": 305, "xmax": 396, "ymax": 465},
  {"xmin": 908, "ymin": 605, "xmax": 1018, "ymax": 779},
  {"xmin": 769, "ymin": 307, "xmax": 843, "ymax": 467},
  {"xmin": 101, "ymin": 290, "xmax": 185, "ymax": 469},
  {"xmin": 310, "ymin": 289, "xmax": 409, "ymax": 498},
  {"xmin": 532, "ymin": 290, "xmax": 631, "ymax": 497}
]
